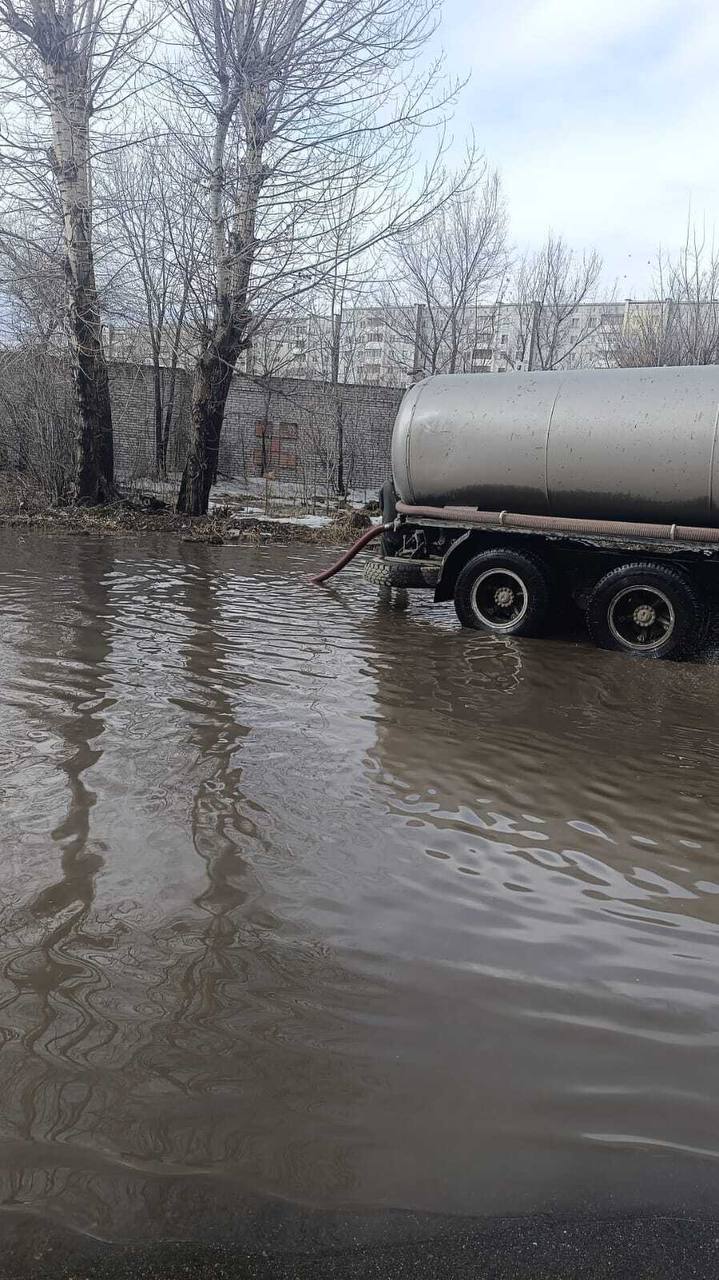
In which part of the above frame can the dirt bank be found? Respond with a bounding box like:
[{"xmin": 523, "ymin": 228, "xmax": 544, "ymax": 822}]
[{"xmin": 0, "ymin": 486, "xmax": 375, "ymax": 546}]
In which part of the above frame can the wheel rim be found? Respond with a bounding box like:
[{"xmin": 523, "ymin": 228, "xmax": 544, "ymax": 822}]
[
  {"xmin": 607, "ymin": 585, "xmax": 676, "ymax": 651},
  {"xmin": 470, "ymin": 568, "xmax": 529, "ymax": 631}
]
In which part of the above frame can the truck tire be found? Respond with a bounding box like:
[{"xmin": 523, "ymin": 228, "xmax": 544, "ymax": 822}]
[
  {"xmin": 453, "ymin": 548, "xmax": 551, "ymax": 635},
  {"xmin": 586, "ymin": 561, "xmax": 704, "ymax": 658},
  {"xmin": 363, "ymin": 557, "xmax": 431, "ymax": 588}
]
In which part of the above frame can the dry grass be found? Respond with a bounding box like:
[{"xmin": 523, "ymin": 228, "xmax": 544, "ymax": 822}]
[{"xmin": 0, "ymin": 473, "xmax": 374, "ymax": 547}]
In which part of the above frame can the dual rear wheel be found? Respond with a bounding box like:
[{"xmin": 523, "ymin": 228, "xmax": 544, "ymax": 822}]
[{"xmin": 454, "ymin": 549, "xmax": 705, "ymax": 659}]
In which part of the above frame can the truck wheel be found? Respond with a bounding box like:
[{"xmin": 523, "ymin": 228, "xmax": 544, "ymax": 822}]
[
  {"xmin": 364, "ymin": 557, "xmax": 429, "ymax": 588},
  {"xmin": 586, "ymin": 562, "xmax": 704, "ymax": 658},
  {"xmin": 454, "ymin": 548, "xmax": 551, "ymax": 635}
]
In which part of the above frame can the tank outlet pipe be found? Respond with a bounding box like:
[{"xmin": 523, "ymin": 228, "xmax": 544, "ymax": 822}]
[{"xmin": 310, "ymin": 522, "xmax": 388, "ymax": 585}]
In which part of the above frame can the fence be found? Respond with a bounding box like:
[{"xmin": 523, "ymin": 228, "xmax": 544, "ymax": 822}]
[
  {"xmin": 110, "ymin": 364, "xmax": 403, "ymax": 498},
  {"xmin": 0, "ymin": 351, "xmax": 403, "ymax": 504}
]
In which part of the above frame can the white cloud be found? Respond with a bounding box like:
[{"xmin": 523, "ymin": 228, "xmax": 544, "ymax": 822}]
[
  {"xmin": 501, "ymin": 0, "xmax": 670, "ymax": 72},
  {"xmin": 668, "ymin": 5, "xmax": 719, "ymax": 75},
  {"xmin": 444, "ymin": 0, "xmax": 677, "ymax": 78}
]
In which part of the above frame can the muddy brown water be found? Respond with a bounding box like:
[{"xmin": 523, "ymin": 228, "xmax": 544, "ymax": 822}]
[{"xmin": 2, "ymin": 530, "xmax": 719, "ymax": 1263}]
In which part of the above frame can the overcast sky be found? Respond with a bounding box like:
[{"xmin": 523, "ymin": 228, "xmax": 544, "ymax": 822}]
[{"xmin": 439, "ymin": 0, "xmax": 719, "ymax": 297}]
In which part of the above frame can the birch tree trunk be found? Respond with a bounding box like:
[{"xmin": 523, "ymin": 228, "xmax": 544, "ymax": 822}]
[{"xmin": 42, "ymin": 18, "xmax": 114, "ymax": 501}]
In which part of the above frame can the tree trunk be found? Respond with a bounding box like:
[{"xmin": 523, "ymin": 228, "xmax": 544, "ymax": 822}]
[
  {"xmin": 152, "ymin": 353, "xmax": 164, "ymax": 478},
  {"xmin": 45, "ymin": 51, "xmax": 114, "ymax": 504},
  {"xmin": 161, "ymin": 368, "xmax": 177, "ymax": 477},
  {"xmin": 162, "ymin": 311, "xmax": 187, "ymax": 476},
  {"xmin": 412, "ymin": 303, "xmax": 426, "ymax": 380},
  {"xmin": 176, "ymin": 88, "xmax": 265, "ymax": 516},
  {"xmin": 334, "ymin": 393, "xmax": 345, "ymax": 496},
  {"xmin": 176, "ymin": 332, "xmax": 240, "ymax": 514},
  {"xmin": 526, "ymin": 301, "xmax": 540, "ymax": 372},
  {"xmin": 330, "ymin": 310, "xmax": 345, "ymax": 496},
  {"xmin": 69, "ymin": 281, "xmax": 114, "ymax": 503}
]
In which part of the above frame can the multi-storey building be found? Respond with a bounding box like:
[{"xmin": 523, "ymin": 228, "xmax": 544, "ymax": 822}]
[
  {"xmin": 244, "ymin": 300, "xmax": 628, "ymax": 386},
  {"xmin": 103, "ymin": 300, "xmax": 675, "ymax": 387}
]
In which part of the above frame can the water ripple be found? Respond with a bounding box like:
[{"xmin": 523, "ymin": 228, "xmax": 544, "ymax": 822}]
[{"xmin": 1, "ymin": 531, "xmax": 719, "ymax": 1238}]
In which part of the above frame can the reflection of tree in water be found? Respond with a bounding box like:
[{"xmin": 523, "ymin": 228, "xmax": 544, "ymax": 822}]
[
  {"xmin": 136, "ymin": 548, "xmax": 375, "ymax": 1198},
  {"xmin": 0, "ymin": 542, "xmax": 272, "ymax": 1230},
  {"xmin": 0, "ymin": 541, "xmax": 117, "ymax": 1222},
  {"xmin": 31, "ymin": 544, "xmax": 115, "ymax": 918},
  {"xmin": 162, "ymin": 548, "xmax": 271, "ymax": 1031},
  {"xmin": 0, "ymin": 551, "xmax": 434, "ymax": 1236}
]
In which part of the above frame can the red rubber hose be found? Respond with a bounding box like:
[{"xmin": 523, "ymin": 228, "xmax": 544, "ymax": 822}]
[{"xmin": 310, "ymin": 523, "xmax": 387, "ymax": 585}]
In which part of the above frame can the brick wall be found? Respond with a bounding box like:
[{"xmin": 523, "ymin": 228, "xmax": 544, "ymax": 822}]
[{"xmin": 109, "ymin": 364, "xmax": 403, "ymax": 493}]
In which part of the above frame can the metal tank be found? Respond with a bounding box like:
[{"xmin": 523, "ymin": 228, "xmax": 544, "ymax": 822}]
[{"xmin": 391, "ymin": 365, "xmax": 719, "ymax": 525}]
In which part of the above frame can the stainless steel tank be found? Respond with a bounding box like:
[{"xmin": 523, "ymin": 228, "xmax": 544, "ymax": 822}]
[{"xmin": 391, "ymin": 366, "xmax": 719, "ymax": 525}]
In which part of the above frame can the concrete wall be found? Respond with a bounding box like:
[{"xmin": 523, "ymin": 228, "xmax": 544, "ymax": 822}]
[{"xmin": 109, "ymin": 364, "xmax": 402, "ymax": 494}]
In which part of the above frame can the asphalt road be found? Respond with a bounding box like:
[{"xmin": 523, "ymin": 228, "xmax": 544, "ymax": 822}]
[{"xmin": 5, "ymin": 1213, "xmax": 719, "ymax": 1280}]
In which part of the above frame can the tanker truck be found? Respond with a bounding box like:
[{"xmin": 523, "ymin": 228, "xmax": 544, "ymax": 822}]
[{"xmin": 362, "ymin": 365, "xmax": 719, "ymax": 659}]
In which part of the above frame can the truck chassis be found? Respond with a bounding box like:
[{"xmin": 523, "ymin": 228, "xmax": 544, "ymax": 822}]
[{"xmin": 367, "ymin": 496, "xmax": 719, "ymax": 659}]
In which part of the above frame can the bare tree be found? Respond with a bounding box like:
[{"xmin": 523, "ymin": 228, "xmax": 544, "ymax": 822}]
[
  {"xmin": 0, "ymin": 341, "xmax": 76, "ymax": 502},
  {"xmin": 507, "ymin": 233, "xmax": 604, "ymax": 371},
  {"xmin": 609, "ymin": 222, "xmax": 719, "ymax": 368},
  {"xmin": 308, "ymin": 140, "xmax": 383, "ymax": 494},
  {"xmin": 377, "ymin": 161, "xmax": 508, "ymax": 379},
  {"xmin": 0, "ymin": 213, "xmax": 68, "ymax": 347},
  {"xmin": 170, "ymin": 0, "xmax": 455, "ymax": 515},
  {"xmin": 101, "ymin": 138, "xmax": 212, "ymax": 476},
  {"xmin": 0, "ymin": 0, "xmax": 155, "ymax": 502},
  {"xmin": 243, "ymin": 307, "xmax": 316, "ymax": 379},
  {"xmin": 245, "ymin": 261, "xmax": 372, "ymax": 499}
]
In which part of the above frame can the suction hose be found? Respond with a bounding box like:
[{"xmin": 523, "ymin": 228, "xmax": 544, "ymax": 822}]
[{"xmin": 310, "ymin": 522, "xmax": 387, "ymax": 585}]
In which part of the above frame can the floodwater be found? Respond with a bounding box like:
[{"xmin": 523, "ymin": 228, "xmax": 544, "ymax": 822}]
[{"xmin": 2, "ymin": 530, "xmax": 719, "ymax": 1265}]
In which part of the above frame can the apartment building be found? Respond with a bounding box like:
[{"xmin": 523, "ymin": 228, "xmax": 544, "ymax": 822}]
[
  {"xmin": 272, "ymin": 300, "xmax": 629, "ymax": 385},
  {"xmin": 102, "ymin": 299, "xmax": 647, "ymax": 386}
]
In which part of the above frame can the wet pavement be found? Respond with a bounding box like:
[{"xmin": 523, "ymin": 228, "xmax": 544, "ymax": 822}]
[{"xmin": 2, "ymin": 530, "xmax": 719, "ymax": 1275}]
